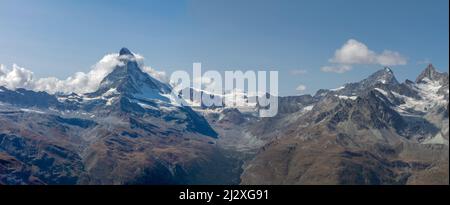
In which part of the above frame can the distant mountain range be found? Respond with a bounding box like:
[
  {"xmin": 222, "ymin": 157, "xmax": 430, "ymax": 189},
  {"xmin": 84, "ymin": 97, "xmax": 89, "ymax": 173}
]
[{"xmin": 0, "ymin": 48, "xmax": 448, "ymax": 184}]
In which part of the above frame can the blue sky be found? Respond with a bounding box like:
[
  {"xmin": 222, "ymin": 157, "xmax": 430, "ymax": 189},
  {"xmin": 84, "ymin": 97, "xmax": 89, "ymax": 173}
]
[{"xmin": 0, "ymin": 0, "xmax": 448, "ymax": 96}]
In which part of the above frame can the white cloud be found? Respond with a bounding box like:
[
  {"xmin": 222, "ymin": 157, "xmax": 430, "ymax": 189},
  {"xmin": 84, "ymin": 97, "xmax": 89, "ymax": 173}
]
[
  {"xmin": 376, "ymin": 50, "xmax": 407, "ymax": 66},
  {"xmin": 290, "ymin": 69, "xmax": 308, "ymax": 75},
  {"xmin": 320, "ymin": 65, "xmax": 352, "ymax": 73},
  {"xmin": 296, "ymin": 84, "xmax": 307, "ymax": 92},
  {"xmin": 142, "ymin": 66, "xmax": 167, "ymax": 82},
  {"xmin": 324, "ymin": 39, "xmax": 407, "ymax": 73},
  {"xmin": 0, "ymin": 64, "xmax": 34, "ymax": 90},
  {"xmin": 331, "ymin": 39, "xmax": 407, "ymax": 66},
  {"xmin": 331, "ymin": 39, "xmax": 376, "ymax": 65},
  {"xmin": 0, "ymin": 53, "xmax": 167, "ymax": 94}
]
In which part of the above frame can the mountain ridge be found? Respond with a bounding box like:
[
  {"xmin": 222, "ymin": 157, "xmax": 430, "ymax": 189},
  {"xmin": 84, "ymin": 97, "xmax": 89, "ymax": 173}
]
[{"xmin": 1, "ymin": 49, "xmax": 448, "ymax": 185}]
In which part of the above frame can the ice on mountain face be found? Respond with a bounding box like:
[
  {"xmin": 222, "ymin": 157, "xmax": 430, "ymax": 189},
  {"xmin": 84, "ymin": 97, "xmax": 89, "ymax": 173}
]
[
  {"xmin": 20, "ymin": 108, "xmax": 46, "ymax": 114},
  {"xmin": 133, "ymin": 84, "xmax": 171, "ymax": 103},
  {"xmin": 364, "ymin": 65, "xmax": 449, "ymax": 117},
  {"xmin": 302, "ymin": 105, "xmax": 314, "ymax": 111},
  {"xmin": 392, "ymin": 92, "xmax": 426, "ymax": 113},
  {"xmin": 135, "ymin": 99, "xmax": 176, "ymax": 112},
  {"xmin": 422, "ymin": 132, "xmax": 449, "ymax": 146},
  {"xmin": 177, "ymin": 87, "xmax": 260, "ymax": 111},
  {"xmin": 416, "ymin": 64, "xmax": 448, "ymax": 84},
  {"xmin": 415, "ymin": 77, "xmax": 447, "ymax": 104},
  {"xmin": 362, "ymin": 68, "xmax": 398, "ymax": 87},
  {"xmin": 106, "ymin": 96, "xmax": 118, "ymax": 106},
  {"xmin": 416, "ymin": 77, "xmax": 445, "ymax": 95},
  {"xmin": 330, "ymin": 86, "xmax": 345, "ymax": 91},
  {"xmin": 392, "ymin": 77, "xmax": 447, "ymax": 114},
  {"xmin": 159, "ymin": 104, "xmax": 177, "ymax": 112},
  {"xmin": 336, "ymin": 95, "xmax": 358, "ymax": 100},
  {"xmin": 57, "ymin": 93, "xmax": 82, "ymax": 102},
  {"xmin": 81, "ymin": 94, "xmax": 101, "ymax": 101},
  {"xmin": 103, "ymin": 88, "xmax": 119, "ymax": 97},
  {"xmin": 374, "ymin": 88, "xmax": 388, "ymax": 96},
  {"xmin": 136, "ymin": 101, "xmax": 155, "ymax": 110}
]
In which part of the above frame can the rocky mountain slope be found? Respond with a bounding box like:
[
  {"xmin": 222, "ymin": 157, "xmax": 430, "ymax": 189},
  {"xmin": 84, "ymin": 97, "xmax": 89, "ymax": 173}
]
[
  {"xmin": 0, "ymin": 48, "xmax": 448, "ymax": 185},
  {"xmin": 0, "ymin": 48, "xmax": 240, "ymax": 185},
  {"xmin": 240, "ymin": 65, "xmax": 448, "ymax": 185}
]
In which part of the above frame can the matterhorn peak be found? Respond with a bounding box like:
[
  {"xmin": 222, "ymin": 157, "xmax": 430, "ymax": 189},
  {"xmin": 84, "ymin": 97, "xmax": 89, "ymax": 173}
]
[
  {"xmin": 90, "ymin": 48, "xmax": 172, "ymax": 97},
  {"xmin": 119, "ymin": 47, "xmax": 134, "ymax": 57}
]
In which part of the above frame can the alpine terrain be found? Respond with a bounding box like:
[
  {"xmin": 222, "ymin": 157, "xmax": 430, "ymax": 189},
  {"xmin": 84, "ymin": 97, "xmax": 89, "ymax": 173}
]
[{"xmin": 0, "ymin": 49, "xmax": 448, "ymax": 185}]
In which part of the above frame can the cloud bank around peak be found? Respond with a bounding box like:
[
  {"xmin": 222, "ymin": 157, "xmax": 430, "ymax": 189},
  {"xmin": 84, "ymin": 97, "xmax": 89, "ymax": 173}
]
[
  {"xmin": 0, "ymin": 53, "xmax": 167, "ymax": 94},
  {"xmin": 321, "ymin": 39, "xmax": 407, "ymax": 73}
]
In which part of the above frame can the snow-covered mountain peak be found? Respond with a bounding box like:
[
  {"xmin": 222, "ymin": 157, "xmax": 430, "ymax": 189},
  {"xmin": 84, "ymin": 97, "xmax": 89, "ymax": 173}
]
[
  {"xmin": 364, "ymin": 67, "xmax": 398, "ymax": 85},
  {"xmin": 416, "ymin": 64, "xmax": 449, "ymax": 85},
  {"xmin": 92, "ymin": 48, "xmax": 172, "ymax": 98}
]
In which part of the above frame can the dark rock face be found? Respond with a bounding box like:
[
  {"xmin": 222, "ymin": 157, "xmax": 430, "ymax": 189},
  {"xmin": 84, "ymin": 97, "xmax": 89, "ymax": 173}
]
[
  {"xmin": 182, "ymin": 107, "xmax": 218, "ymax": 138},
  {"xmin": 119, "ymin": 47, "xmax": 133, "ymax": 56},
  {"xmin": 416, "ymin": 64, "xmax": 449, "ymax": 84},
  {"xmin": 277, "ymin": 95, "xmax": 316, "ymax": 114},
  {"xmin": 0, "ymin": 133, "xmax": 84, "ymax": 185},
  {"xmin": 217, "ymin": 108, "xmax": 246, "ymax": 125},
  {"xmin": 0, "ymin": 86, "xmax": 61, "ymax": 108}
]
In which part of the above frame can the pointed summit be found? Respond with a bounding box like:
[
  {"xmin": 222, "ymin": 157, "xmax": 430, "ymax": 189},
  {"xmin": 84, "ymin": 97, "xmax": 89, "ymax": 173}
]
[
  {"xmin": 323, "ymin": 67, "xmax": 399, "ymax": 97},
  {"xmin": 119, "ymin": 47, "xmax": 134, "ymax": 56},
  {"xmin": 384, "ymin": 66, "xmax": 393, "ymax": 73},
  {"xmin": 416, "ymin": 64, "xmax": 448, "ymax": 84},
  {"xmin": 362, "ymin": 67, "xmax": 398, "ymax": 86},
  {"xmin": 89, "ymin": 48, "xmax": 171, "ymax": 98}
]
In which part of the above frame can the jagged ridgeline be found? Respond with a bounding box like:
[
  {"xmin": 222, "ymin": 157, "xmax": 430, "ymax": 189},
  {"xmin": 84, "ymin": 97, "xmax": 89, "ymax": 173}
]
[{"xmin": 0, "ymin": 48, "xmax": 448, "ymax": 184}]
